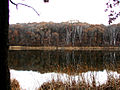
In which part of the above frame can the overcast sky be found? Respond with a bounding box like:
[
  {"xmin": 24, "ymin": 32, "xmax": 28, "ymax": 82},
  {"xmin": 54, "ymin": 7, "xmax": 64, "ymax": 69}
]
[{"xmin": 9, "ymin": 0, "xmax": 120, "ymax": 25}]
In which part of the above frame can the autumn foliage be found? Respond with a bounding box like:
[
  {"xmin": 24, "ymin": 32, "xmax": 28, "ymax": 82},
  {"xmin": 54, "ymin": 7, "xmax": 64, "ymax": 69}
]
[{"xmin": 9, "ymin": 22, "xmax": 120, "ymax": 47}]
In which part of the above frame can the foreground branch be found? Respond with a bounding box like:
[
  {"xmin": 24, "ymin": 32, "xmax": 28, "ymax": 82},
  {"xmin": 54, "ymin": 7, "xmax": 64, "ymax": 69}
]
[
  {"xmin": 9, "ymin": 0, "xmax": 40, "ymax": 16},
  {"xmin": 105, "ymin": 0, "xmax": 120, "ymax": 24}
]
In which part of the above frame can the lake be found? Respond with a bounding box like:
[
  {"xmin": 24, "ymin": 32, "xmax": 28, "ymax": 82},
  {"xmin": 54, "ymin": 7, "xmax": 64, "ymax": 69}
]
[{"xmin": 8, "ymin": 50, "xmax": 120, "ymax": 89}]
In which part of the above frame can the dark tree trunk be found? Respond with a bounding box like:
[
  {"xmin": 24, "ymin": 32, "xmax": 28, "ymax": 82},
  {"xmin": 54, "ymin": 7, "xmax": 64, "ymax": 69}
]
[{"xmin": 0, "ymin": 0, "xmax": 10, "ymax": 90}]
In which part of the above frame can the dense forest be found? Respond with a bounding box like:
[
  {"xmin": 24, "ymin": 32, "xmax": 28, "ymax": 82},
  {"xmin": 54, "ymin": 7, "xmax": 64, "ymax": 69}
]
[{"xmin": 9, "ymin": 21, "xmax": 120, "ymax": 46}]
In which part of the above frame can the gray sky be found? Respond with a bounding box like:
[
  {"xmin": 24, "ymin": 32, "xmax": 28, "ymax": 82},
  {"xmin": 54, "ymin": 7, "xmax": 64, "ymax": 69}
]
[{"xmin": 9, "ymin": 0, "xmax": 120, "ymax": 25}]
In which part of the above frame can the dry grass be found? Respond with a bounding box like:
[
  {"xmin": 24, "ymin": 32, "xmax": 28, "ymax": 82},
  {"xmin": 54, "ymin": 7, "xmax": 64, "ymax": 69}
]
[
  {"xmin": 11, "ymin": 79, "xmax": 20, "ymax": 90},
  {"xmin": 10, "ymin": 73, "xmax": 120, "ymax": 90},
  {"xmin": 9, "ymin": 46, "xmax": 120, "ymax": 51},
  {"xmin": 39, "ymin": 73, "xmax": 120, "ymax": 90}
]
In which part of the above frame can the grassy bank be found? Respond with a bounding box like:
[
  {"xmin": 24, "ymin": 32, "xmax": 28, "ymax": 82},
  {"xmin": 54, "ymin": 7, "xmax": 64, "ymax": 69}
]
[
  {"xmin": 11, "ymin": 79, "xmax": 20, "ymax": 90},
  {"xmin": 39, "ymin": 73, "xmax": 120, "ymax": 90},
  {"xmin": 11, "ymin": 72, "xmax": 120, "ymax": 90},
  {"xmin": 9, "ymin": 46, "xmax": 120, "ymax": 51},
  {"xmin": 39, "ymin": 78, "xmax": 120, "ymax": 90}
]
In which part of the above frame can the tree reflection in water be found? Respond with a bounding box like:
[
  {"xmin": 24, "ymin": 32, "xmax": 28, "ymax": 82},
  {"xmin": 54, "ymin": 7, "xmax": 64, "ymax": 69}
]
[{"xmin": 8, "ymin": 50, "xmax": 120, "ymax": 74}]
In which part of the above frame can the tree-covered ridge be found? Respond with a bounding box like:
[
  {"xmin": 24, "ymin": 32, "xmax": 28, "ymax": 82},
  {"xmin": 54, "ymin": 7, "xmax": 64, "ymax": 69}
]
[{"xmin": 9, "ymin": 22, "xmax": 120, "ymax": 46}]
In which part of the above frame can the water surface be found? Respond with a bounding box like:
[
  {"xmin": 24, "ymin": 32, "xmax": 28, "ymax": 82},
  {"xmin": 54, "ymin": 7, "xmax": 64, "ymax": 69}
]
[{"xmin": 8, "ymin": 50, "xmax": 120, "ymax": 74}]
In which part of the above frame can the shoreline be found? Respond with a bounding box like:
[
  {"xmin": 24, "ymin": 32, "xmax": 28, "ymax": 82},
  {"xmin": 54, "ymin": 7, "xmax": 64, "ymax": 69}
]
[{"xmin": 9, "ymin": 46, "xmax": 120, "ymax": 51}]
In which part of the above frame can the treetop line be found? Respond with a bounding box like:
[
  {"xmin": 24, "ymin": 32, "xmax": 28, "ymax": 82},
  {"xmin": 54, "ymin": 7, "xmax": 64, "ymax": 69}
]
[{"xmin": 9, "ymin": 22, "xmax": 120, "ymax": 46}]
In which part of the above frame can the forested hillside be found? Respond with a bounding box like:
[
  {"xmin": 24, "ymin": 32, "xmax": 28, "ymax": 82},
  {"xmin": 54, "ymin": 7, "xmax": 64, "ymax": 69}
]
[{"xmin": 9, "ymin": 21, "xmax": 120, "ymax": 46}]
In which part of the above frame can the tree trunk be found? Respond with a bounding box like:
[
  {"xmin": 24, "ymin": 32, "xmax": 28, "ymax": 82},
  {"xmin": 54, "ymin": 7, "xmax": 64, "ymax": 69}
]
[{"xmin": 0, "ymin": 0, "xmax": 10, "ymax": 89}]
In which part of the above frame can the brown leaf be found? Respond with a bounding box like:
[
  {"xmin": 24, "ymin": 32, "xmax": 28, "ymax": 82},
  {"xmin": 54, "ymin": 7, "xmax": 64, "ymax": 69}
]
[{"xmin": 110, "ymin": 4, "xmax": 112, "ymax": 8}]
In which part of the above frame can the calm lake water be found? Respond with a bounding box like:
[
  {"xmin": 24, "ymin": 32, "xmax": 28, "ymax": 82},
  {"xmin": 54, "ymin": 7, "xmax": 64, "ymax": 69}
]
[
  {"xmin": 8, "ymin": 50, "xmax": 120, "ymax": 73},
  {"xmin": 8, "ymin": 50, "xmax": 120, "ymax": 89}
]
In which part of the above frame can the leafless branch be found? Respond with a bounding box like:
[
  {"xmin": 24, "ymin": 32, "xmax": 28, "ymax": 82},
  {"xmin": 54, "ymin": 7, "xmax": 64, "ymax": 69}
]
[{"xmin": 9, "ymin": 0, "xmax": 40, "ymax": 16}]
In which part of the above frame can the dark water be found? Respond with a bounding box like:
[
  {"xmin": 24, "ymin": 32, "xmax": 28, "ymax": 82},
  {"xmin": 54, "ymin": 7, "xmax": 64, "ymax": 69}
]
[{"xmin": 8, "ymin": 50, "xmax": 120, "ymax": 74}]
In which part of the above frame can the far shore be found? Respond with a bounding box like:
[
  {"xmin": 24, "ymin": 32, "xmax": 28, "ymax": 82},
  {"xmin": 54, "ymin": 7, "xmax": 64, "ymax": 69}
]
[{"xmin": 9, "ymin": 46, "xmax": 120, "ymax": 51}]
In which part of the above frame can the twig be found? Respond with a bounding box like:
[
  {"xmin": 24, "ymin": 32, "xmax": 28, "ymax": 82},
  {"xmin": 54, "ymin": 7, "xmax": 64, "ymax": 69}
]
[{"xmin": 9, "ymin": 0, "xmax": 40, "ymax": 16}]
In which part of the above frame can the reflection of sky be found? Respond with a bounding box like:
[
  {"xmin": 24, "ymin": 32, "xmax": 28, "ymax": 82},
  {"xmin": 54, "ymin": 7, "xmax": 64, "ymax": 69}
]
[
  {"xmin": 10, "ymin": 69, "xmax": 119, "ymax": 90},
  {"xmin": 9, "ymin": 0, "xmax": 120, "ymax": 25}
]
